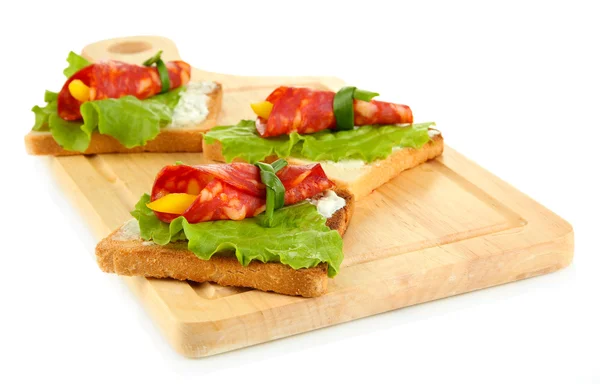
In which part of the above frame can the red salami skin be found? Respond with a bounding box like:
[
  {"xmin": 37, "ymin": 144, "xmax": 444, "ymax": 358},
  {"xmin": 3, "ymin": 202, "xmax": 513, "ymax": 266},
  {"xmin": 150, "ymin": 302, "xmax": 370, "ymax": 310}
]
[
  {"xmin": 277, "ymin": 164, "xmax": 333, "ymax": 205},
  {"xmin": 256, "ymin": 86, "xmax": 413, "ymax": 137},
  {"xmin": 57, "ymin": 60, "xmax": 191, "ymax": 121},
  {"xmin": 150, "ymin": 163, "xmax": 334, "ymax": 223}
]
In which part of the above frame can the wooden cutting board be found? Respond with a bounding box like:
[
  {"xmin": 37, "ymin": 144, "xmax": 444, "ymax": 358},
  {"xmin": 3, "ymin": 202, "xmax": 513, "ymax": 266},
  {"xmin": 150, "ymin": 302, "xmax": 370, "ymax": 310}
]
[{"xmin": 48, "ymin": 36, "xmax": 574, "ymax": 357}]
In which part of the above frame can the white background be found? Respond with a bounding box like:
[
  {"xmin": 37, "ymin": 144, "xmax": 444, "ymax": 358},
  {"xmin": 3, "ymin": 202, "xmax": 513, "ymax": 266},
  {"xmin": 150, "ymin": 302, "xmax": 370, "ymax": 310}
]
[{"xmin": 1, "ymin": 1, "xmax": 598, "ymax": 382}]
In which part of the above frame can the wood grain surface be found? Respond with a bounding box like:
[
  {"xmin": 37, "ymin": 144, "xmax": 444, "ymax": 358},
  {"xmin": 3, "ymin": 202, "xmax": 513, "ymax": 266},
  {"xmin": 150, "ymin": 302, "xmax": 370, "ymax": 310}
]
[{"xmin": 47, "ymin": 36, "xmax": 573, "ymax": 357}]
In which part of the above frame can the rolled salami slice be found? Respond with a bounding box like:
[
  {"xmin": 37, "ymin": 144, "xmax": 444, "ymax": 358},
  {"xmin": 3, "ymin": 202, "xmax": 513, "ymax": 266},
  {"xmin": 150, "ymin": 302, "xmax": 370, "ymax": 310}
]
[
  {"xmin": 57, "ymin": 60, "xmax": 191, "ymax": 121},
  {"xmin": 256, "ymin": 86, "xmax": 413, "ymax": 137},
  {"xmin": 150, "ymin": 163, "xmax": 334, "ymax": 223}
]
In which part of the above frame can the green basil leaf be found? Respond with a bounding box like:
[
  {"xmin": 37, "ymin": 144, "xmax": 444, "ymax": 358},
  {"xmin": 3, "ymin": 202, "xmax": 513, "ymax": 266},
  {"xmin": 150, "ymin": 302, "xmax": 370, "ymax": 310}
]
[
  {"xmin": 143, "ymin": 51, "xmax": 170, "ymax": 93},
  {"xmin": 333, "ymin": 86, "xmax": 356, "ymax": 130},
  {"xmin": 142, "ymin": 50, "xmax": 163, "ymax": 66},
  {"xmin": 353, "ymin": 88, "xmax": 379, "ymax": 102},
  {"xmin": 156, "ymin": 59, "xmax": 171, "ymax": 93},
  {"xmin": 256, "ymin": 160, "xmax": 287, "ymax": 227},
  {"xmin": 271, "ymin": 158, "xmax": 288, "ymax": 173}
]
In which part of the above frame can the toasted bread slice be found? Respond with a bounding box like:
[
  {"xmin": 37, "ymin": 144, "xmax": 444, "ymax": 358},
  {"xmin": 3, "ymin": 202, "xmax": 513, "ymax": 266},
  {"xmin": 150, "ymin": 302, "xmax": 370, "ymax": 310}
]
[
  {"xmin": 96, "ymin": 187, "xmax": 355, "ymax": 298},
  {"xmin": 25, "ymin": 82, "xmax": 222, "ymax": 156},
  {"xmin": 202, "ymin": 129, "xmax": 444, "ymax": 200}
]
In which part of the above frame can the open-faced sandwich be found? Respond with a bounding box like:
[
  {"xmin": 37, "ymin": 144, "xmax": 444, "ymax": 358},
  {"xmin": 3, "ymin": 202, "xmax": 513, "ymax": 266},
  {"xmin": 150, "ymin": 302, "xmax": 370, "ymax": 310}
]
[
  {"xmin": 203, "ymin": 86, "xmax": 443, "ymax": 199},
  {"xmin": 25, "ymin": 51, "xmax": 222, "ymax": 155},
  {"xmin": 96, "ymin": 160, "xmax": 354, "ymax": 297}
]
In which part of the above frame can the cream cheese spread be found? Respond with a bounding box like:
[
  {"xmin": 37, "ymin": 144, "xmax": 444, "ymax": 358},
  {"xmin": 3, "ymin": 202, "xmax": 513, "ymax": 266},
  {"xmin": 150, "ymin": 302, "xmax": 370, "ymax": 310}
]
[
  {"xmin": 168, "ymin": 81, "xmax": 217, "ymax": 128},
  {"xmin": 310, "ymin": 190, "xmax": 347, "ymax": 219}
]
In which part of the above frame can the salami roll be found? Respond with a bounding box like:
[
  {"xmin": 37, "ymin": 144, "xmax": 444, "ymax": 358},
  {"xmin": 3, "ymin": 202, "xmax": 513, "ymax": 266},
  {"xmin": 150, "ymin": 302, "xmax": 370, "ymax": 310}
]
[
  {"xmin": 150, "ymin": 163, "xmax": 334, "ymax": 223},
  {"xmin": 57, "ymin": 60, "xmax": 191, "ymax": 121},
  {"xmin": 256, "ymin": 86, "xmax": 413, "ymax": 137}
]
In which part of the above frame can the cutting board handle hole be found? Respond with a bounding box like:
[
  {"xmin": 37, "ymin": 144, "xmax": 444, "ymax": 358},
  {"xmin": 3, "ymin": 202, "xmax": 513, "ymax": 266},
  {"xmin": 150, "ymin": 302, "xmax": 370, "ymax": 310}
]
[{"xmin": 108, "ymin": 41, "xmax": 153, "ymax": 54}]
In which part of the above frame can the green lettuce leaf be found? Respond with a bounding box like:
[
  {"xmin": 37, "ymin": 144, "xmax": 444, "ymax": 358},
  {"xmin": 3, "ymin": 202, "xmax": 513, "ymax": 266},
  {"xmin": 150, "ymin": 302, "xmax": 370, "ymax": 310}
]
[
  {"xmin": 130, "ymin": 195, "xmax": 187, "ymax": 244},
  {"xmin": 79, "ymin": 92, "xmax": 180, "ymax": 148},
  {"xmin": 203, "ymin": 120, "xmax": 302, "ymax": 163},
  {"xmin": 31, "ymin": 91, "xmax": 60, "ymax": 131},
  {"xmin": 63, "ymin": 51, "xmax": 91, "ymax": 77},
  {"xmin": 49, "ymin": 114, "xmax": 90, "ymax": 152},
  {"xmin": 44, "ymin": 90, "xmax": 58, "ymax": 102},
  {"xmin": 297, "ymin": 123, "xmax": 432, "ymax": 162},
  {"xmin": 31, "ymin": 98, "xmax": 57, "ymax": 132},
  {"xmin": 30, "ymin": 52, "xmax": 184, "ymax": 151},
  {"xmin": 204, "ymin": 120, "xmax": 434, "ymax": 163},
  {"xmin": 131, "ymin": 194, "xmax": 344, "ymax": 277}
]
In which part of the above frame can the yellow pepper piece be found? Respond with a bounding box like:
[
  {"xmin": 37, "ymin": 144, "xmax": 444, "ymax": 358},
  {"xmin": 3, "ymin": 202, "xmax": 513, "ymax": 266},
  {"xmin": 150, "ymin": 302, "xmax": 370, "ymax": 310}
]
[
  {"xmin": 250, "ymin": 101, "xmax": 274, "ymax": 119},
  {"xmin": 68, "ymin": 80, "xmax": 90, "ymax": 102},
  {"xmin": 146, "ymin": 193, "xmax": 198, "ymax": 214}
]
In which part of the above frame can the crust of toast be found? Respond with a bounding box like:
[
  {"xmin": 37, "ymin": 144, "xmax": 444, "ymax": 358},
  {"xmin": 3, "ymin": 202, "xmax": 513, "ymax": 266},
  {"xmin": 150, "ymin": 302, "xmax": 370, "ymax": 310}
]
[
  {"xmin": 95, "ymin": 187, "xmax": 355, "ymax": 298},
  {"xmin": 202, "ymin": 129, "xmax": 444, "ymax": 200},
  {"xmin": 24, "ymin": 83, "xmax": 223, "ymax": 156},
  {"xmin": 304, "ymin": 133, "xmax": 444, "ymax": 200}
]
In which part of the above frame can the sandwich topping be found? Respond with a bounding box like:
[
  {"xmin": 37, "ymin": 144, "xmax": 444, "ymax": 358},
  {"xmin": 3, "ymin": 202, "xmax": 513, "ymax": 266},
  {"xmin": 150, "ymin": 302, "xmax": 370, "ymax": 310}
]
[
  {"xmin": 204, "ymin": 85, "xmax": 437, "ymax": 165},
  {"xmin": 147, "ymin": 162, "xmax": 334, "ymax": 223},
  {"xmin": 57, "ymin": 52, "xmax": 190, "ymax": 121},
  {"xmin": 131, "ymin": 162, "xmax": 345, "ymax": 277},
  {"xmin": 169, "ymin": 81, "xmax": 217, "ymax": 128},
  {"xmin": 204, "ymin": 120, "xmax": 434, "ymax": 164},
  {"xmin": 31, "ymin": 52, "xmax": 205, "ymax": 152},
  {"xmin": 310, "ymin": 190, "xmax": 346, "ymax": 219},
  {"xmin": 252, "ymin": 86, "xmax": 413, "ymax": 137}
]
